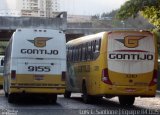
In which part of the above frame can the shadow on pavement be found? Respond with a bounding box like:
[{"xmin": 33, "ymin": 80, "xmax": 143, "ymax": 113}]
[{"xmin": 69, "ymin": 96, "xmax": 159, "ymax": 115}]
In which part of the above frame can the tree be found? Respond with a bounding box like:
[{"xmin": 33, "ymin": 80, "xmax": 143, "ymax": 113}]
[
  {"xmin": 0, "ymin": 41, "xmax": 8, "ymax": 55},
  {"xmin": 91, "ymin": 14, "xmax": 100, "ymax": 20},
  {"xmin": 116, "ymin": 0, "xmax": 160, "ymax": 29}
]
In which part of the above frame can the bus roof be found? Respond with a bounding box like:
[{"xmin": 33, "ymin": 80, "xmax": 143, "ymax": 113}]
[
  {"xmin": 8, "ymin": 28, "xmax": 66, "ymax": 59},
  {"xmin": 66, "ymin": 30, "xmax": 153, "ymax": 46},
  {"xmin": 67, "ymin": 32, "xmax": 106, "ymax": 46}
]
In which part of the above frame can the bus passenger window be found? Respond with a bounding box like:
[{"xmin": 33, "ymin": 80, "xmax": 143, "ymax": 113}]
[
  {"xmin": 75, "ymin": 47, "xmax": 78, "ymax": 62},
  {"xmin": 85, "ymin": 43, "xmax": 88, "ymax": 61},
  {"xmin": 93, "ymin": 40, "xmax": 96, "ymax": 52},
  {"xmin": 67, "ymin": 47, "xmax": 69, "ymax": 61},
  {"xmin": 95, "ymin": 40, "xmax": 99, "ymax": 52},
  {"xmin": 90, "ymin": 41, "xmax": 94, "ymax": 60},
  {"xmin": 82, "ymin": 44, "xmax": 85, "ymax": 61},
  {"xmin": 87, "ymin": 42, "xmax": 91, "ymax": 60},
  {"xmin": 73, "ymin": 47, "xmax": 76, "ymax": 62},
  {"xmin": 98, "ymin": 39, "xmax": 101, "ymax": 51},
  {"xmin": 93, "ymin": 39, "xmax": 101, "ymax": 59},
  {"xmin": 71, "ymin": 47, "xmax": 74, "ymax": 62},
  {"xmin": 78, "ymin": 45, "xmax": 81, "ymax": 61},
  {"xmin": 80, "ymin": 45, "xmax": 82, "ymax": 61}
]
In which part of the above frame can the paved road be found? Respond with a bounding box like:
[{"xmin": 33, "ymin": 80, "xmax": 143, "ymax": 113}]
[{"xmin": 0, "ymin": 90, "xmax": 160, "ymax": 115}]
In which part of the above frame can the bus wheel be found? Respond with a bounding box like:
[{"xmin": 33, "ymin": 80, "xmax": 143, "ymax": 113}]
[
  {"xmin": 5, "ymin": 92, "xmax": 8, "ymax": 97},
  {"xmin": 82, "ymin": 83, "xmax": 91, "ymax": 104},
  {"xmin": 118, "ymin": 96, "xmax": 135, "ymax": 106},
  {"xmin": 0, "ymin": 85, "xmax": 3, "ymax": 89},
  {"xmin": 48, "ymin": 94, "xmax": 57, "ymax": 103},
  {"xmin": 8, "ymin": 94, "xmax": 15, "ymax": 103},
  {"xmin": 64, "ymin": 90, "xmax": 71, "ymax": 98}
]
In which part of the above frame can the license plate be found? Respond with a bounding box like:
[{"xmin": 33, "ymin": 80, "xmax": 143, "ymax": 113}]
[
  {"xmin": 125, "ymin": 88, "xmax": 136, "ymax": 92},
  {"xmin": 35, "ymin": 75, "xmax": 44, "ymax": 80}
]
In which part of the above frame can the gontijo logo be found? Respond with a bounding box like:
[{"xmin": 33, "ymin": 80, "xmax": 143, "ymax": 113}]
[
  {"xmin": 108, "ymin": 35, "xmax": 154, "ymax": 61},
  {"xmin": 28, "ymin": 37, "xmax": 52, "ymax": 47},
  {"xmin": 116, "ymin": 36, "xmax": 146, "ymax": 48},
  {"xmin": 21, "ymin": 37, "xmax": 58, "ymax": 55}
]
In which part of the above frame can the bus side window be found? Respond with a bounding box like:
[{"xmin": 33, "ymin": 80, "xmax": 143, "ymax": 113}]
[
  {"xmin": 73, "ymin": 46, "xmax": 76, "ymax": 62},
  {"xmin": 80, "ymin": 44, "xmax": 83, "ymax": 61},
  {"xmin": 98, "ymin": 39, "xmax": 101, "ymax": 51},
  {"xmin": 67, "ymin": 46, "xmax": 69, "ymax": 61},
  {"xmin": 95, "ymin": 39, "xmax": 99, "ymax": 52},
  {"xmin": 85, "ymin": 42, "xmax": 88, "ymax": 61},
  {"xmin": 90, "ymin": 41, "xmax": 94, "ymax": 60},
  {"xmin": 75, "ymin": 46, "xmax": 78, "ymax": 62},
  {"xmin": 78, "ymin": 45, "xmax": 81, "ymax": 61},
  {"xmin": 93, "ymin": 39, "xmax": 101, "ymax": 59},
  {"xmin": 71, "ymin": 47, "xmax": 74, "ymax": 62},
  {"xmin": 87, "ymin": 42, "xmax": 91, "ymax": 60},
  {"xmin": 93, "ymin": 40, "xmax": 96, "ymax": 53},
  {"xmin": 82, "ymin": 44, "xmax": 86, "ymax": 61},
  {"xmin": 68, "ymin": 47, "xmax": 72, "ymax": 62}
]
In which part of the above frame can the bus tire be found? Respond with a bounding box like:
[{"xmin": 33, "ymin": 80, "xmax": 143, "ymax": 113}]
[
  {"xmin": 118, "ymin": 96, "xmax": 135, "ymax": 106},
  {"xmin": 82, "ymin": 82, "xmax": 91, "ymax": 104},
  {"xmin": 5, "ymin": 92, "xmax": 8, "ymax": 97},
  {"xmin": 8, "ymin": 94, "xmax": 15, "ymax": 103},
  {"xmin": 48, "ymin": 94, "xmax": 57, "ymax": 103},
  {"xmin": 0, "ymin": 85, "xmax": 3, "ymax": 89},
  {"xmin": 64, "ymin": 90, "xmax": 71, "ymax": 98}
]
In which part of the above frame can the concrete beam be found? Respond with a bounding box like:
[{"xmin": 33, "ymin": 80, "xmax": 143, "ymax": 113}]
[{"xmin": 0, "ymin": 12, "xmax": 67, "ymax": 30}]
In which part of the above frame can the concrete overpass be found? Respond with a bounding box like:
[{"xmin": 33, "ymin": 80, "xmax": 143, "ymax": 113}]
[
  {"xmin": 0, "ymin": 14, "xmax": 133, "ymax": 41},
  {"xmin": 0, "ymin": 12, "xmax": 67, "ymax": 55},
  {"xmin": 0, "ymin": 16, "xmax": 97, "ymax": 42},
  {"xmin": 0, "ymin": 14, "xmax": 94, "ymax": 42},
  {"xmin": 0, "ymin": 12, "xmax": 67, "ymax": 41},
  {"xmin": 0, "ymin": 14, "xmax": 134, "ymax": 54}
]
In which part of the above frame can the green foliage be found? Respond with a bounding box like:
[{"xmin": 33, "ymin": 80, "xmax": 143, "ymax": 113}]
[
  {"xmin": 116, "ymin": 0, "xmax": 160, "ymax": 29},
  {"xmin": 101, "ymin": 10, "xmax": 117, "ymax": 18},
  {"xmin": 142, "ymin": 6, "xmax": 160, "ymax": 28},
  {"xmin": 91, "ymin": 10, "xmax": 153, "ymax": 29},
  {"xmin": 0, "ymin": 41, "xmax": 8, "ymax": 55},
  {"xmin": 91, "ymin": 15, "xmax": 100, "ymax": 20}
]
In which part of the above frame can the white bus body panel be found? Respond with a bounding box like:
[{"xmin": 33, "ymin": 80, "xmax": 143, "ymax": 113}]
[
  {"xmin": 108, "ymin": 32, "xmax": 155, "ymax": 74},
  {"xmin": 11, "ymin": 29, "xmax": 66, "ymax": 75}
]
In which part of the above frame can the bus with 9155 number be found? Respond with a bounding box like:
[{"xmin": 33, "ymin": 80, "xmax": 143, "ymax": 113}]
[{"xmin": 3, "ymin": 28, "xmax": 66, "ymax": 103}]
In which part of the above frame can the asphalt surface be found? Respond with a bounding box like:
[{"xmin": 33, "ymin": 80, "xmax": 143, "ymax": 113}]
[{"xmin": 0, "ymin": 90, "xmax": 160, "ymax": 115}]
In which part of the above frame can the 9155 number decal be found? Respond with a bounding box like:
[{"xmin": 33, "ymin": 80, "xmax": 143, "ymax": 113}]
[{"xmin": 28, "ymin": 66, "xmax": 51, "ymax": 72}]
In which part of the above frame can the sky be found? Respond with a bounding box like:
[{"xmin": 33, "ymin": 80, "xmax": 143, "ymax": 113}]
[
  {"xmin": 60, "ymin": 0, "xmax": 127, "ymax": 15},
  {"xmin": 0, "ymin": 0, "xmax": 127, "ymax": 16},
  {"xmin": 0, "ymin": 0, "xmax": 16, "ymax": 11}
]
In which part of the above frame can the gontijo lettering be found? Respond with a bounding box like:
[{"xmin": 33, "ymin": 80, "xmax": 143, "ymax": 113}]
[
  {"xmin": 109, "ymin": 53, "xmax": 154, "ymax": 60},
  {"xmin": 21, "ymin": 49, "xmax": 58, "ymax": 55}
]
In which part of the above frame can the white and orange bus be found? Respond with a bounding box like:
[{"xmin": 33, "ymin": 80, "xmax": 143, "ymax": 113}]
[
  {"xmin": 65, "ymin": 30, "xmax": 158, "ymax": 106},
  {"xmin": 3, "ymin": 28, "xmax": 66, "ymax": 103}
]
